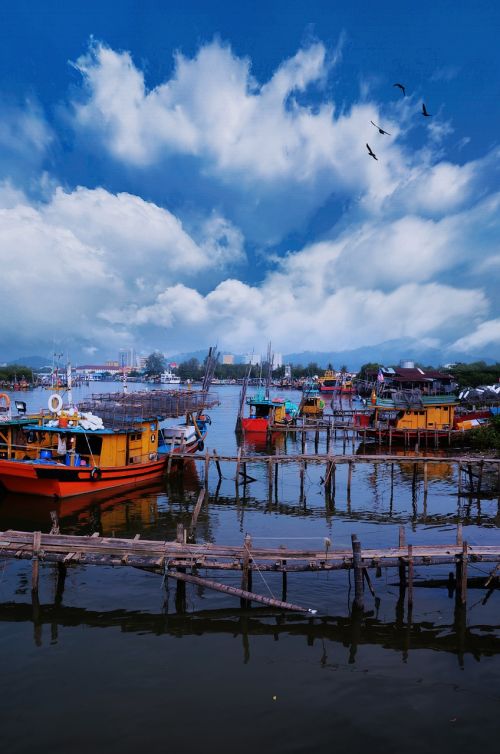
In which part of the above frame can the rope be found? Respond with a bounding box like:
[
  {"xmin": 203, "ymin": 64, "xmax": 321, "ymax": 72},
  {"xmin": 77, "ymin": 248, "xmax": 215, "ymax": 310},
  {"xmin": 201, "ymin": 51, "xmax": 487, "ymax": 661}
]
[
  {"xmin": 244, "ymin": 543, "xmax": 276, "ymax": 601},
  {"xmin": 82, "ymin": 430, "xmax": 96, "ymax": 468}
]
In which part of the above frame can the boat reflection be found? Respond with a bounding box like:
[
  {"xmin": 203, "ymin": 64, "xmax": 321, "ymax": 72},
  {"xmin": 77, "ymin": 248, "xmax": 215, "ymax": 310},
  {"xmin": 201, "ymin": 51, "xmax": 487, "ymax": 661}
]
[{"xmin": 0, "ymin": 459, "xmax": 207, "ymax": 538}]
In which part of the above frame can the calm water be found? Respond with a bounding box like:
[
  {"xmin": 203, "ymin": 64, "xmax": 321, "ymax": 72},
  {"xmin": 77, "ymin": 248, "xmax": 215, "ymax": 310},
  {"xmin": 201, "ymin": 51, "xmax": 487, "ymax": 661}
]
[{"xmin": 0, "ymin": 383, "xmax": 498, "ymax": 754}]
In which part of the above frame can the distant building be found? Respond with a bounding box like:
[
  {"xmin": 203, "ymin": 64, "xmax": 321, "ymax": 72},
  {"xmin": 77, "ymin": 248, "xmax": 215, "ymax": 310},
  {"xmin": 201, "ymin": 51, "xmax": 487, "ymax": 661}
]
[
  {"xmin": 222, "ymin": 354, "xmax": 235, "ymax": 365},
  {"xmin": 245, "ymin": 353, "xmax": 261, "ymax": 366},
  {"xmin": 119, "ymin": 348, "xmax": 137, "ymax": 369},
  {"xmin": 75, "ymin": 364, "xmax": 122, "ymax": 378},
  {"xmin": 273, "ymin": 353, "xmax": 283, "ymax": 369},
  {"xmin": 284, "ymin": 364, "xmax": 292, "ymax": 380}
]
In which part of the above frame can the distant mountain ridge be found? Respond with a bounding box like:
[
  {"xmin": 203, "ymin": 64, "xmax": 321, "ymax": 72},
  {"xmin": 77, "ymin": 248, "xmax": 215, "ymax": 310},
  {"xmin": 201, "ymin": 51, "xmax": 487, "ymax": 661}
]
[{"xmin": 10, "ymin": 338, "xmax": 499, "ymax": 372}]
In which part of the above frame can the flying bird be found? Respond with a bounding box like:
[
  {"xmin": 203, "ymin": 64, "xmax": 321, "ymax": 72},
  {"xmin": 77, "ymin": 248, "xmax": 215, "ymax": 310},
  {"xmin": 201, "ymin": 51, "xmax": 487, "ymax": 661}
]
[
  {"xmin": 393, "ymin": 82, "xmax": 406, "ymax": 96},
  {"xmin": 422, "ymin": 103, "xmax": 432, "ymax": 117},
  {"xmin": 370, "ymin": 120, "xmax": 391, "ymax": 135},
  {"xmin": 366, "ymin": 143, "xmax": 378, "ymax": 160}
]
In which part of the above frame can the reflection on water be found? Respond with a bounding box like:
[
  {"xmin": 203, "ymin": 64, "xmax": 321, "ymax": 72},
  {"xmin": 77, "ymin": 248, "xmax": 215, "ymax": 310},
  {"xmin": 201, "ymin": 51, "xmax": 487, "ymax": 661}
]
[{"xmin": 2, "ymin": 600, "xmax": 498, "ymax": 665}]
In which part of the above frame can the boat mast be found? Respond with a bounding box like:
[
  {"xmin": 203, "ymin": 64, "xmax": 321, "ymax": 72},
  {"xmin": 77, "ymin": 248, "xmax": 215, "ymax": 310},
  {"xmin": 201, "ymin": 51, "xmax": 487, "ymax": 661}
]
[
  {"xmin": 265, "ymin": 342, "xmax": 273, "ymax": 401},
  {"xmin": 66, "ymin": 362, "xmax": 73, "ymax": 407}
]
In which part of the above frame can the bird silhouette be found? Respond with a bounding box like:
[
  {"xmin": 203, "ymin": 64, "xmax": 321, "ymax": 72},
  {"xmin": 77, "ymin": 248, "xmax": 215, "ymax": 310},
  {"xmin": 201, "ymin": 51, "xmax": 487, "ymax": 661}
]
[
  {"xmin": 422, "ymin": 103, "xmax": 432, "ymax": 117},
  {"xmin": 393, "ymin": 82, "xmax": 406, "ymax": 96},
  {"xmin": 366, "ymin": 143, "xmax": 378, "ymax": 160},
  {"xmin": 370, "ymin": 120, "xmax": 391, "ymax": 135}
]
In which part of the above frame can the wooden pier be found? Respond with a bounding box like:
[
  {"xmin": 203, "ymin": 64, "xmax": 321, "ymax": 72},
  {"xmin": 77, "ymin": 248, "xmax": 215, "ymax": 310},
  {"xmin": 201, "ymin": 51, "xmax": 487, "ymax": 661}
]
[
  {"xmin": 1, "ymin": 524, "xmax": 499, "ymax": 613},
  {"xmin": 170, "ymin": 449, "xmax": 500, "ymax": 500}
]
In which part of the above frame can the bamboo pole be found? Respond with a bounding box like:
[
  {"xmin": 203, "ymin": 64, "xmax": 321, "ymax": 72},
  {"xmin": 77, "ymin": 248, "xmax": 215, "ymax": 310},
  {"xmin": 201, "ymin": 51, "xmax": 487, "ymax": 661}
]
[{"xmin": 166, "ymin": 570, "xmax": 315, "ymax": 613}]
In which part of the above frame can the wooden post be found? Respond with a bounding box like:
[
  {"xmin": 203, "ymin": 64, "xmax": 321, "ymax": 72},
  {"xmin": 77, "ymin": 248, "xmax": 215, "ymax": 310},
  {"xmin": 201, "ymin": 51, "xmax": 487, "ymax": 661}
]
[
  {"xmin": 213, "ymin": 449, "xmax": 222, "ymax": 480},
  {"xmin": 299, "ymin": 460, "xmax": 305, "ymax": 505},
  {"xmin": 407, "ymin": 544, "xmax": 414, "ymax": 608},
  {"xmin": 456, "ymin": 523, "xmax": 463, "ymax": 546},
  {"xmin": 176, "ymin": 523, "xmax": 185, "ymax": 544},
  {"xmin": 31, "ymin": 530, "xmax": 41, "ymax": 593},
  {"xmin": 423, "ymin": 461, "xmax": 428, "ymax": 497},
  {"xmin": 301, "ymin": 431, "xmax": 306, "ymax": 454},
  {"xmin": 458, "ymin": 462, "xmax": 462, "ymax": 496},
  {"xmin": 204, "ymin": 448, "xmax": 210, "ymax": 488},
  {"xmin": 326, "ymin": 426, "xmax": 330, "ymax": 454},
  {"xmin": 477, "ymin": 460, "xmax": 484, "ymax": 498},
  {"xmin": 398, "ymin": 526, "xmax": 406, "ymax": 595},
  {"xmin": 282, "ymin": 562, "xmax": 287, "ymax": 601},
  {"xmin": 235, "ymin": 447, "xmax": 241, "ymax": 484},
  {"xmin": 460, "ymin": 541, "xmax": 468, "ymax": 604},
  {"xmin": 274, "ymin": 458, "xmax": 279, "ymax": 502},
  {"xmin": 314, "ymin": 431, "xmax": 319, "ymax": 454},
  {"xmin": 389, "ymin": 426, "xmax": 392, "ymax": 450},
  {"xmin": 351, "ymin": 534, "xmax": 364, "ymax": 609},
  {"xmin": 399, "ymin": 525, "xmax": 406, "ymax": 548},
  {"xmin": 268, "ymin": 458, "xmax": 273, "ymax": 501},
  {"xmin": 190, "ymin": 489, "xmax": 205, "ymax": 533},
  {"xmin": 167, "ymin": 447, "xmax": 174, "ymax": 476},
  {"xmin": 467, "ymin": 463, "xmax": 473, "ymax": 494},
  {"xmin": 241, "ymin": 534, "xmax": 252, "ymax": 604},
  {"xmin": 347, "ymin": 460, "xmax": 353, "ymax": 499}
]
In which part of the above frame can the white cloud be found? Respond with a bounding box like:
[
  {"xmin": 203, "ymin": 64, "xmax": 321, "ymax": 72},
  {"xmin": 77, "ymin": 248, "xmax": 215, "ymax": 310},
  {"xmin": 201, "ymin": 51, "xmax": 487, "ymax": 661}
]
[
  {"xmin": 0, "ymin": 183, "xmax": 243, "ymax": 353},
  {"xmin": 452, "ymin": 319, "xmax": 500, "ymax": 352}
]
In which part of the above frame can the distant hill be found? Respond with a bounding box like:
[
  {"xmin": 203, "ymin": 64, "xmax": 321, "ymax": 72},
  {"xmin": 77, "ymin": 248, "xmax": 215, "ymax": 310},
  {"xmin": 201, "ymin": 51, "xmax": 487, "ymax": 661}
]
[
  {"xmin": 8, "ymin": 355, "xmax": 50, "ymax": 368},
  {"xmin": 284, "ymin": 338, "xmax": 499, "ymax": 370}
]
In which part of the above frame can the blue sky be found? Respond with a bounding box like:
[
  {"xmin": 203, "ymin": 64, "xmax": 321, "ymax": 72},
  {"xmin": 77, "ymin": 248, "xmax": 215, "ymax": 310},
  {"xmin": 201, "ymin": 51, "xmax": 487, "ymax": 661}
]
[{"xmin": 1, "ymin": 0, "xmax": 499, "ymax": 362}]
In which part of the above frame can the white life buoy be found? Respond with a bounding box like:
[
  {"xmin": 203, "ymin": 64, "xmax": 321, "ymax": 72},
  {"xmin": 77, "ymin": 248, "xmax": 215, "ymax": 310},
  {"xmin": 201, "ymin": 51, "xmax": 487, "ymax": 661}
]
[{"xmin": 48, "ymin": 393, "xmax": 63, "ymax": 413}]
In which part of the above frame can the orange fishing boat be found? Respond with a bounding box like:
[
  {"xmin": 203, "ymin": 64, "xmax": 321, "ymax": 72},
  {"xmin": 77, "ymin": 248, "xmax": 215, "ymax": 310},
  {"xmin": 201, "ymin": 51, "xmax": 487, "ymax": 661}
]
[{"xmin": 0, "ymin": 388, "xmax": 216, "ymax": 499}]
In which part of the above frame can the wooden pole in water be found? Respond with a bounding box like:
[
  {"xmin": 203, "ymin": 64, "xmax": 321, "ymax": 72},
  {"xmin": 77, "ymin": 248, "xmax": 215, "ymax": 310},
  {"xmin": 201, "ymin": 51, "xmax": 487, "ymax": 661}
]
[
  {"xmin": 268, "ymin": 458, "xmax": 273, "ymax": 501},
  {"xmin": 398, "ymin": 526, "xmax": 406, "ymax": 595},
  {"xmin": 241, "ymin": 534, "xmax": 252, "ymax": 603},
  {"xmin": 190, "ymin": 489, "xmax": 206, "ymax": 534},
  {"xmin": 299, "ymin": 460, "xmax": 305, "ymax": 504},
  {"xmin": 204, "ymin": 449, "xmax": 210, "ymax": 488},
  {"xmin": 460, "ymin": 541, "xmax": 468, "ymax": 604},
  {"xmin": 326, "ymin": 426, "xmax": 330, "ymax": 453},
  {"xmin": 235, "ymin": 447, "xmax": 241, "ymax": 484},
  {"xmin": 274, "ymin": 458, "xmax": 279, "ymax": 502},
  {"xmin": 347, "ymin": 460, "xmax": 353, "ymax": 498},
  {"xmin": 477, "ymin": 460, "xmax": 484, "ymax": 498},
  {"xmin": 167, "ymin": 569, "xmax": 313, "ymax": 613},
  {"xmin": 31, "ymin": 530, "xmax": 41, "ymax": 594},
  {"xmin": 458, "ymin": 462, "xmax": 462, "ymax": 496},
  {"xmin": 456, "ymin": 522, "xmax": 463, "ymax": 546},
  {"xmin": 407, "ymin": 544, "xmax": 414, "ymax": 608},
  {"xmin": 351, "ymin": 534, "xmax": 364, "ymax": 609},
  {"xmin": 213, "ymin": 449, "xmax": 222, "ymax": 480},
  {"xmin": 423, "ymin": 461, "xmax": 428, "ymax": 498}
]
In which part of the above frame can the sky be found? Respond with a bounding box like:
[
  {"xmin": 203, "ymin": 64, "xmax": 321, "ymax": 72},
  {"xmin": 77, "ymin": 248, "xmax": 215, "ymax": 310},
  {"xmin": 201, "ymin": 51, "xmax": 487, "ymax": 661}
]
[{"xmin": 1, "ymin": 0, "xmax": 500, "ymax": 364}]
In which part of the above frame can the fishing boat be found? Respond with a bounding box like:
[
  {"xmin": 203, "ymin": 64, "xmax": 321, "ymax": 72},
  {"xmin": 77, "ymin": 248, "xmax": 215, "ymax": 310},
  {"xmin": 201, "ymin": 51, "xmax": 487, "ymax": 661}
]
[
  {"xmin": 318, "ymin": 369, "xmax": 338, "ymax": 393},
  {"xmin": 158, "ymin": 412, "xmax": 211, "ymax": 454},
  {"xmin": 241, "ymin": 389, "xmax": 298, "ymax": 433},
  {"xmin": 354, "ymin": 389, "xmax": 490, "ymax": 441},
  {"xmin": 299, "ymin": 383, "xmax": 325, "ymax": 417},
  {"xmin": 0, "ymin": 379, "xmax": 218, "ymax": 498}
]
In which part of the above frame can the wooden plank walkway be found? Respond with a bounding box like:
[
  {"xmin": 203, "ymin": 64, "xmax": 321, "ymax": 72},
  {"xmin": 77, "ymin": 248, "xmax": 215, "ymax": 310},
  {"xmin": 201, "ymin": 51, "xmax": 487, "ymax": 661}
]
[{"xmin": 1, "ymin": 526, "xmax": 499, "ymax": 612}]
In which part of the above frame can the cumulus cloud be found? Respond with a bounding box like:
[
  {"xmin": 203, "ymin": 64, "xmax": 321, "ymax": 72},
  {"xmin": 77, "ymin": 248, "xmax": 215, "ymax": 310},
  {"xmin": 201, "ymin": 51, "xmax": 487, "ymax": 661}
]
[
  {"xmin": 1, "ymin": 38, "xmax": 498, "ymax": 361},
  {"xmin": 452, "ymin": 319, "xmax": 500, "ymax": 352},
  {"xmin": 0, "ymin": 183, "xmax": 243, "ymax": 355}
]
